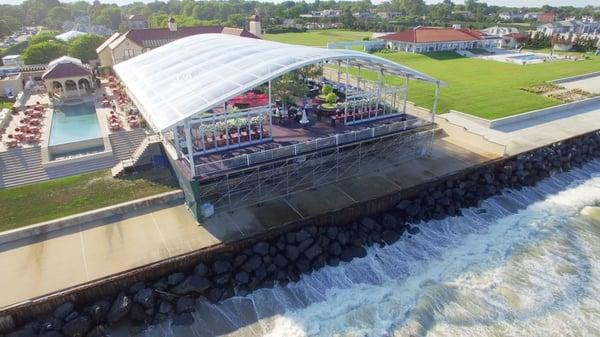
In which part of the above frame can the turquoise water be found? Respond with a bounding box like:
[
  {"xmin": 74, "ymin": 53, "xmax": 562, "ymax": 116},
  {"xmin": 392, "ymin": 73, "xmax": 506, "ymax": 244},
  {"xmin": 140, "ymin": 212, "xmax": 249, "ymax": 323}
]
[
  {"xmin": 131, "ymin": 160, "xmax": 600, "ymax": 337},
  {"xmin": 508, "ymin": 54, "xmax": 545, "ymax": 62},
  {"xmin": 49, "ymin": 102, "xmax": 101, "ymax": 146}
]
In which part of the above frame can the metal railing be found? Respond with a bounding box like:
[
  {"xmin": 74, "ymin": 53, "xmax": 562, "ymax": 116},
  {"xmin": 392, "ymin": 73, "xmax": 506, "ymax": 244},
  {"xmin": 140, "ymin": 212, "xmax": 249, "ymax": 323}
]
[{"xmin": 194, "ymin": 117, "xmax": 431, "ymax": 177}]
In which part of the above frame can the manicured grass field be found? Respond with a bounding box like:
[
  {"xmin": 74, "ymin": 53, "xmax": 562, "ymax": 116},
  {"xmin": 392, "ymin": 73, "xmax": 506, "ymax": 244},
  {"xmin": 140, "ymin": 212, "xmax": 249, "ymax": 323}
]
[
  {"xmin": 370, "ymin": 51, "xmax": 600, "ymax": 119},
  {"xmin": 264, "ymin": 29, "xmax": 372, "ymax": 47},
  {"xmin": 0, "ymin": 170, "xmax": 177, "ymax": 231},
  {"xmin": 265, "ymin": 30, "xmax": 600, "ymax": 119}
]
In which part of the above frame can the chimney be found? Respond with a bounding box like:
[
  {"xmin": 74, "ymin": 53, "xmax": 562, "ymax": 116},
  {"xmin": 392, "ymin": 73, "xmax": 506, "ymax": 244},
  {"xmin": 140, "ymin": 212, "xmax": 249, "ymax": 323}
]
[
  {"xmin": 167, "ymin": 17, "xmax": 177, "ymax": 32},
  {"xmin": 248, "ymin": 11, "xmax": 261, "ymax": 38}
]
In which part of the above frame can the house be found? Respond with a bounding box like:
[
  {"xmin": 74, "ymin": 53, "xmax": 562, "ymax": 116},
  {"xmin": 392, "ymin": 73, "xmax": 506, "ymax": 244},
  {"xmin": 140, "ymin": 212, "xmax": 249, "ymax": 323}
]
[
  {"xmin": 2, "ymin": 55, "xmax": 21, "ymax": 67},
  {"xmin": 480, "ymin": 26, "xmax": 526, "ymax": 48},
  {"xmin": 538, "ymin": 12, "xmax": 556, "ymax": 23},
  {"xmin": 96, "ymin": 19, "xmax": 259, "ymax": 67},
  {"xmin": 127, "ymin": 15, "xmax": 148, "ymax": 30},
  {"xmin": 537, "ymin": 20, "xmax": 600, "ymax": 37},
  {"xmin": 379, "ymin": 26, "xmax": 500, "ymax": 53},
  {"xmin": 353, "ymin": 12, "xmax": 372, "ymax": 19},
  {"xmin": 501, "ymin": 32, "xmax": 528, "ymax": 49},
  {"xmin": 376, "ymin": 11, "xmax": 401, "ymax": 19},
  {"xmin": 299, "ymin": 10, "xmax": 342, "ymax": 19},
  {"xmin": 499, "ymin": 12, "xmax": 523, "ymax": 21},
  {"xmin": 523, "ymin": 12, "xmax": 539, "ymax": 20},
  {"xmin": 452, "ymin": 11, "xmax": 473, "ymax": 19}
]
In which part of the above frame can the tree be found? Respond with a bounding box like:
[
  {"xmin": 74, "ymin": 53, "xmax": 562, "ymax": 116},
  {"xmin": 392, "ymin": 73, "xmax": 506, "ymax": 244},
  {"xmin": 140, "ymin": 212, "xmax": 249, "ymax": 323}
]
[
  {"xmin": 272, "ymin": 72, "xmax": 307, "ymax": 106},
  {"xmin": 390, "ymin": 0, "xmax": 426, "ymax": 17},
  {"xmin": 68, "ymin": 34, "xmax": 105, "ymax": 63},
  {"xmin": 92, "ymin": 6, "xmax": 122, "ymax": 30},
  {"xmin": 29, "ymin": 32, "xmax": 58, "ymax": 46},
  {"xmin": 22, "ymin": 40, "xmax": 68, "ymax": 64},
  {"xmin": 47, "ymin": 6, "xmax": 72, "ymax": 30}
]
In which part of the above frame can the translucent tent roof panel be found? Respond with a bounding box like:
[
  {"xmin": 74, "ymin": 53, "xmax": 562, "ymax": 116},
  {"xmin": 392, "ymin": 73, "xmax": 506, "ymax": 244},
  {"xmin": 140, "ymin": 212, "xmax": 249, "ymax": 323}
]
[{"xmin": 114, "ymin": 33, "xmax": 443, "ymax": 132}]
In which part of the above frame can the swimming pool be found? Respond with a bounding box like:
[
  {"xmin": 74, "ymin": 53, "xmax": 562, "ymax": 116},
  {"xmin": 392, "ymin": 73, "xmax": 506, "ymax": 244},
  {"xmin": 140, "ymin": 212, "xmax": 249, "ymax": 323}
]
[
  {"xmin": 49, "ymin": 102, "xmax": 101, "ymax": 146},
  {"xmin": 508, "ymin": 54, "xmax": 546, "ymax": 61}
]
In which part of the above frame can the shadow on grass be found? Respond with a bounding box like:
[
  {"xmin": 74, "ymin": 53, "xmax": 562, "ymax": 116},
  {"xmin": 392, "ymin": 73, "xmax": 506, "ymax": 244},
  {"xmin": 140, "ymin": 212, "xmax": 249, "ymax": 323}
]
[{"xmin": 420, "ymin": 51, "xmax": 465, "ymax": 61}]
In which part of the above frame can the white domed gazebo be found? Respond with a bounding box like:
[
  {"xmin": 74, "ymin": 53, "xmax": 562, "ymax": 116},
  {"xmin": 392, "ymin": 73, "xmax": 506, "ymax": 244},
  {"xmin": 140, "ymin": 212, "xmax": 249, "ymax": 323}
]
[{"xmin": 42, "ymin": 56, "xmax": 95, "ymax": 98}]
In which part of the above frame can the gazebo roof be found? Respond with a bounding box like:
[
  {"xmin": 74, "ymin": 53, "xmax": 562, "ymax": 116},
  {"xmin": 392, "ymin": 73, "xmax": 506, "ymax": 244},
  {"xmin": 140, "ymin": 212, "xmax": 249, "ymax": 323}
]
[
  {"xmin": 114, "ymin": 33, "xmax": 443, "ymax": 132},
  {"xmin": 42, "ymin": 56, "xmax": 90, "ymax": 80}
]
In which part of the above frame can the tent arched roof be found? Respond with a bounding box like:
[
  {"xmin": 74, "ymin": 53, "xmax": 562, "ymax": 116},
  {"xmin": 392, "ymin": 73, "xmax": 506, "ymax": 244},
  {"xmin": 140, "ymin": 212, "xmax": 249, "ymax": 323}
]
[{"xmin": 114, "ymin": 33, "xmax": 443, "ymax": 132}]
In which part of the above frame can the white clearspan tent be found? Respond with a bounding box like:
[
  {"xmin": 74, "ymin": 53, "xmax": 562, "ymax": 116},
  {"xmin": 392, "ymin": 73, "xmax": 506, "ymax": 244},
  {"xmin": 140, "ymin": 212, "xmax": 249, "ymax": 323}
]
[{"xmin": 114, "ymin": 33, "xmax": 443, "ymax": 132}]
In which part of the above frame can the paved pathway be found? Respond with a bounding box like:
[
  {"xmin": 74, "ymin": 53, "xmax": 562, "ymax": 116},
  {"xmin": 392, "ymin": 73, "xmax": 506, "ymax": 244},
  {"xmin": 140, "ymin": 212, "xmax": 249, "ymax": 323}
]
[{"xmin": 443, "ymin": 99, "xmax": 600, "ymax": 155}]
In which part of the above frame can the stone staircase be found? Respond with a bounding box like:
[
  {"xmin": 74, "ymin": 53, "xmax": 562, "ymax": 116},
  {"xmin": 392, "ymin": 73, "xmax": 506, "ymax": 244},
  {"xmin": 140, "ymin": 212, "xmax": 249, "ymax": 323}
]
[
  {"xmin": 0, "ymin": 129, "xmax": 147, "ymax": 189},
  {"xmin": 111, "ymin": 134, "xmax": 162, "ymax": 178}
]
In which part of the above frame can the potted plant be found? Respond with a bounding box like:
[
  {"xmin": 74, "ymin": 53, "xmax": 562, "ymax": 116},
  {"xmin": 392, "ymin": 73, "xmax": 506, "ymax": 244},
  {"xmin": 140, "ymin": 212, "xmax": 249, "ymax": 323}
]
[
  {"xmin": 319, "ymin": 92, "xmax": 338, "ymax": 114},
  {"xmin": 316, "ymin": 85, "xmax": 333, "ymax": 102}
]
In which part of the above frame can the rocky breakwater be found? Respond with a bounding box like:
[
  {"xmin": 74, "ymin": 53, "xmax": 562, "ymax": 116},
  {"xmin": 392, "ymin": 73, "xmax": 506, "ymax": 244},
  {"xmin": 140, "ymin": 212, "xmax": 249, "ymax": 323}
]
[{"xmin": 3, "ymin": 131, "xmax": 600, "ymax": 337}]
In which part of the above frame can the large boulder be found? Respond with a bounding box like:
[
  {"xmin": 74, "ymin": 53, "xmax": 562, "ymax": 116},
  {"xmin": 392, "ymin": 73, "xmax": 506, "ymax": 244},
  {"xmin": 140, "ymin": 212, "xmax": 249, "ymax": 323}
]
[
  {"xmin": 295, "ymin": 230, "xmax": 311, "ymax": 243},
  {"xmin": 193, "ymin": 263, "xmax": 209, "ymax": 276},
  {"xmin": 176, "ymin": 296, "xmax": 195, "ymax": 314},
  {"xmin": 133, "ymin": 288, "xmax": 155, "ymax": 309},
  {"xmin": 285, "ymin": 245, "xmax": 300, "ymax": 261},
  {"xmin": 172, "ymin": 275, "xmax": 211, "ymax": 295},
  {"xmin": 273, "ymin": 254, "xmax": 288, "ymax": 267},
  {"xmin": 62, "ymin": 316, "xmax": 90, "ymax": 337},
  {"xmin": 167, "ymin": 273, "xmax": 186, "ymax": 286},
  {"xmin": 53, "ymin": 302, "xmax": 74, "ymax": 320},
  {"xmin": 241, "ymin": 254, "xmax": 262, "ymax": 273},
  {"xmin": 89, "ymin": 300, "xmax": 110, "ymax": 325},
  {"xmin": 382, "ymin": 230, "xmax": 400, "ymax": 244},
  {"xmin": 106, "ymin": 292, "xmax": 132, "ymax": 324},
  {"xmin": 303, "ymin": 243, "xmax": 322, "ymax": 261},
  {"xmin": 212, "ymin": 260, "xmax": 232, "ymax": 274},
  {"xmin": 252, "ymin": 242, "xmax": 270, "ymax": 256},
  {"xmin": 234, "ymin": 271, "xmax": 250, "ymax": 284}
]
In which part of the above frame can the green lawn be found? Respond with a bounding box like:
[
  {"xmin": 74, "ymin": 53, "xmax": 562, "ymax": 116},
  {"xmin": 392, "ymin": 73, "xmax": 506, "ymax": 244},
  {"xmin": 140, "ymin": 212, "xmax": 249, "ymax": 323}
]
[
  {"xmin": 264, "ymin": 29, "xmax": 372, "ymax": 47},
  {"xmin": 264, "ymin": 31, "xmax": 600, "ymax": 119},
  {"xmin": 370, "ymin": 51, "xmax": 600, "ymax": 119},
  {"xmin": 0, "ymin": 98, "xmax": 13, "ymax": 110},
  {"xmin": 0, "ymin": 170, "xmax": 178, "ymax": 231}
]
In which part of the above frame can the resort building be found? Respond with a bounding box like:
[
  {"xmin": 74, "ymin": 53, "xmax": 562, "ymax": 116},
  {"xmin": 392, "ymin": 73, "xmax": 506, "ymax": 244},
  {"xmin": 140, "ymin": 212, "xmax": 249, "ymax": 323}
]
[
  {"xmin": 42, "ymin": 56, "xmax": 95, "ymax": 98},
  {"xmin": 112, "ymin": 33, "xmax": 444, "ymax": 219},
  {"xmin": 480, "ymin": 27, "xmax": 528, "ymax": 49},
  {"xmin": 380, "ymin": 27, "xmax": 500, "ymax": 53},
  {"xmin": 96, "ymin": 20, "xmax": 259, "ymax": 67}
]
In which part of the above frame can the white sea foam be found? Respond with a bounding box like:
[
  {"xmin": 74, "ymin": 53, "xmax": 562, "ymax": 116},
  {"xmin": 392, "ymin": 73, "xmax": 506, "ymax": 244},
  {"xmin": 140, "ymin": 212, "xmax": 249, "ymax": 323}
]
[{"xmin": 142, "ymin": 160, "xmax": 600, "ymax": 337}]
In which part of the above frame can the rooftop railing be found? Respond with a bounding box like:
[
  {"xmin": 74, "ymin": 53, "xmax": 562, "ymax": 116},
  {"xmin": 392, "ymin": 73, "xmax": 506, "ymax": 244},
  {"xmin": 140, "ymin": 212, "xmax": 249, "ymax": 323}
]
[{"xmin": 194, "ymin": 116, "xmax": 431, "ymax": 177}]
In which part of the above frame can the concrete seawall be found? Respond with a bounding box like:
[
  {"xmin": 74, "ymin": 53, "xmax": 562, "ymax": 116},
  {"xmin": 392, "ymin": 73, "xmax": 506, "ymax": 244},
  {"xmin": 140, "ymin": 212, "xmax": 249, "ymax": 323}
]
[{"xmin": 2, "ymin": 129, "xmax": 600, "ymax": 335}]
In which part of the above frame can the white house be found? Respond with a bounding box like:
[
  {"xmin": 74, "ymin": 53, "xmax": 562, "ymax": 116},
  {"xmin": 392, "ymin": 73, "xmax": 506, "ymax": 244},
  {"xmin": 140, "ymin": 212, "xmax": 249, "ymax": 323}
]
[{"xmin": 380, "ymin": 26, "xmax": 500, "ymax": 53}]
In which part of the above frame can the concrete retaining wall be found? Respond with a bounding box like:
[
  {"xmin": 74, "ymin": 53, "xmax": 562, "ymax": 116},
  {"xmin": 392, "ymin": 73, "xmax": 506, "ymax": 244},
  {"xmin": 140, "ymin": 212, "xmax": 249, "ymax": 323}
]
[
  {"xmin": 552, "ymin": 71, "xmax": 600, "ymax": 84},
  {"xmin": 0, "ymin": 190, "xmax": 184, "ymax": 246},
  {"xmin": 448, "ymin": 96, "xmax": 600, "ymax": 129}
]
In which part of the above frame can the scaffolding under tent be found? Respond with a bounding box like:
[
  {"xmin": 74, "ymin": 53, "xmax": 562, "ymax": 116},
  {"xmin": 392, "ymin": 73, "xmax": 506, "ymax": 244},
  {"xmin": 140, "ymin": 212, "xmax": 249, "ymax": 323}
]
[{"xmin": 114, "ymin": 33, "xmax": 445, "ymax": 217}]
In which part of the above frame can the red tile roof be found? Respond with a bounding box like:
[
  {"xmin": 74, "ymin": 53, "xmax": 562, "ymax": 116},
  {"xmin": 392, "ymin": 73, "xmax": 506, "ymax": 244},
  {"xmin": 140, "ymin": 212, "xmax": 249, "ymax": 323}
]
[
  {"xmin": 123, "ymin": 26, "xmax": 259, "ymax": 48},
  {"xmin": 41, "ymin": 62, "xmax": 91, "ymax": 80},
  {"xmin": 381, "ymin": 27, "xmax": 484, "ymax": 43}
]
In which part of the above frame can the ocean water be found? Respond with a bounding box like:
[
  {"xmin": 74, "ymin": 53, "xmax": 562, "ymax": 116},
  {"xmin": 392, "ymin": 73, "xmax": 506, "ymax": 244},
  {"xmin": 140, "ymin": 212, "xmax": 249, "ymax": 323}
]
[{"xmin": 136, "ymin": 160, "xmax": 600, "ymax": 337}]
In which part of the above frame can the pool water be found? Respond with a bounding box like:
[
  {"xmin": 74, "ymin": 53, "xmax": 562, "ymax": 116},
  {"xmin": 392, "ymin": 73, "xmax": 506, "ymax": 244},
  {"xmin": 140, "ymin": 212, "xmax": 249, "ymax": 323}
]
[
  {"xmin": 508, "ymin": 54, "xmax": 545, "ymax": 61},
  {"xmin": 49, "ymin": 102, "xmax": 101, "ymax": 145}
]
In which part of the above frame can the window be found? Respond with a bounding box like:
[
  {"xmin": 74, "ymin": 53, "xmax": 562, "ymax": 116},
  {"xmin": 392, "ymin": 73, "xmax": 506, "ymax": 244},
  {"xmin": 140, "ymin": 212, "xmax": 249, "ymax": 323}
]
[{"xmin": 124, "ymin": 49, "xmax": 135, "ymax": 59}]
